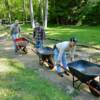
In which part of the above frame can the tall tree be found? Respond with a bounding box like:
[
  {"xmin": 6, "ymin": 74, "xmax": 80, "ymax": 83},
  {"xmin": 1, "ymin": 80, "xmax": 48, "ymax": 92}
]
[
  {"xmin": 44, "ymin": 0, "xmax": 48, "ymax": 28},
  {"xmin": 4, "ymin": 0, "xmax": 11, "ymax": 23},
  {"xmin": 38, "ymin": 0, "xmax": 44, "ymax": 25},
  {"xmin": 22, "ymin": 0, "xmax": 26, "ymax": 23},
  {"xmin": 29, "ymin": 0, "xmax": 35, "ymax": 28}
]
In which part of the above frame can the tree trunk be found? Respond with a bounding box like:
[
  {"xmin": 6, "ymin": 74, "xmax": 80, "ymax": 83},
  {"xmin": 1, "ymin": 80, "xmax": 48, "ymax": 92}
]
[
  {"xmin": 38, "ymin": 0, "xmax": 44, "ymax": 25},
  {"xmin": 22, "ymin": 0, "xmax": 26, "ymax": 24},
  {"xmin": 41, "ymin": 0, "xmax": 44, "ymax": 25},
  {"xmin": 8, "ymin": 11, "xmax": 11, "ymax": 23},
  {"xmin": 29, "ymin": 0, "xmax": 35, "ymax": 28},
  {"xmin": 4, "ymin": 0, "xmax": 11, "ymax": 24},
  {"xmin": 44, "ymin": 0, "xmax": 48, "ymax": 29}
]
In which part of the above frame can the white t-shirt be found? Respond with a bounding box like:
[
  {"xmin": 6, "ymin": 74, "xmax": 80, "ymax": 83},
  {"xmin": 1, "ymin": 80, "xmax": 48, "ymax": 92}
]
[{"xmin": 56, "ymin": 41, "xmax": 76, "ymax": 61}]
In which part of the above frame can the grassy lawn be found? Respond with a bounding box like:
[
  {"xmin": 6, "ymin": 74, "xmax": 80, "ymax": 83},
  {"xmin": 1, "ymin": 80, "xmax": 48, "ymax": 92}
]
[
  {"xmin": 0, "ymin": 58, "xmax": 71, "ymax": 100},
  {"xmin": 21, "ymin": 24, "xmax": 100, "ymax": 46},
  {"xmin": 21, "ymin": 24, "xmax": 32, "ymax": 33},
  {"xmin": 46, "ymin": 25, "xmax": 100, "ymax": 46}
]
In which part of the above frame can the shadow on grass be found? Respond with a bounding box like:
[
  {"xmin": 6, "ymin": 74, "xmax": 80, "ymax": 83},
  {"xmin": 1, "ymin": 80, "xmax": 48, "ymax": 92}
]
[
  {"xmin": 0, "ymin": 58, "xmax": 71, "ymax": 100},
  {"xmin": 46, "ymin": 25, "xmax": 100, "ymax": 45}
]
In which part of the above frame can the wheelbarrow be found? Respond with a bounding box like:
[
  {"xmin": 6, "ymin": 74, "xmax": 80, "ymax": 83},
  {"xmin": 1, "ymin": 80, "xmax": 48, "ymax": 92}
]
[
  {"xmin": 36, "ymin": 47, "xmax": 54, "ymax": 69},
  {"xmin": 67, "ymin": 60, "xmax": 100, "ymax": 97},
  {"xmin": 15, "ymin": 37, "xmax": 28, "ymax": 54}
]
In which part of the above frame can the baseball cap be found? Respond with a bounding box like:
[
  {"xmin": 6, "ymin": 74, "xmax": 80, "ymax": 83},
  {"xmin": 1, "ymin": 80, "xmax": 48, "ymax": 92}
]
[{"xmin": 70, "ymin": 37, "xmax": 77, "ymax": 43}]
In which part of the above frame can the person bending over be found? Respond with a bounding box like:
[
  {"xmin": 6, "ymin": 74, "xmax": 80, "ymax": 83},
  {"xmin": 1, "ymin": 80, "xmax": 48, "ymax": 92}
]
[{"xmin": 53, "ymin": 37, "xmax": 77, "ymax": 77}]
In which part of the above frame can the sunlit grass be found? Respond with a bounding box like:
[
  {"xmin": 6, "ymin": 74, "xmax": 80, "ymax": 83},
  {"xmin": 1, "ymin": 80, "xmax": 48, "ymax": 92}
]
[
  {"xmin": 0, "ymin": 58, "xmax": 71, "ymax": 100},
  {"xmin": 21, "ymin": 24, "xmax": 32, "ymax": 33},
  {"xmin": 21, "ymin": 24, "xmax": 100, "ymax": 46},
  {"xmin": 46, "ymin": 25, "xmax": 100, "ymax": 46},
  {"xmin": 0, "ymin": 58, "xmax": 22, "ymax": 73}
]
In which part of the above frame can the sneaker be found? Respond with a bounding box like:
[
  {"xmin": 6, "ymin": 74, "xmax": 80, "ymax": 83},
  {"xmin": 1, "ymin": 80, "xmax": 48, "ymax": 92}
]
[
  {"xmin": 51, "ymin": 67, "xmax": 56, "ymax": 71},
  {"xmin": 57, "ymin": 73, "xmax": 64, "ymax": 77},
  {"xmin": 51, "ymin": 66, "xmax": 57, "ymax": 71},
  {"xmin": 64, "ymin": 71, "xmax": 69, "ymax": 76}
]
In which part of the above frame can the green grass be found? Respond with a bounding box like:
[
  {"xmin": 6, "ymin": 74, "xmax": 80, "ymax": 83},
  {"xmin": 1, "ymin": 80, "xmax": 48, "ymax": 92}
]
[
  {"xmin": 46, "ymin": 25, "xmax": 100, "ymax": 46},
  {"xmin": 21, "ymin": 24, "xmax": 100, "ymax": 46},
  {"xmin": 21, "ymin": 24, "xmax": 32, "ymax": 33},
  {"xmin": 0, "ymin": 58, "xmax": 71, "ymax": 100}
]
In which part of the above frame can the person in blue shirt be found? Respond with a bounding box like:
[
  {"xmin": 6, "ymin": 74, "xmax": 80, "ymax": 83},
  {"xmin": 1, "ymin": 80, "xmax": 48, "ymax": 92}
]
[{"xmin": 10, "ymin": 20, "xmax": 21, "ymax": 52}]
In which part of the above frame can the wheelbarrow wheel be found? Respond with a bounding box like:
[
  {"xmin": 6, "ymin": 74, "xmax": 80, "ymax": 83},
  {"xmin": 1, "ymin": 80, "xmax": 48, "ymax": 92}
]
[
  {"xmin": 39, "ymin": 57, "xmax": 43, "ymax": 66},
  {"xmin": 47, "ymin": 60, "xmax": 54, "ymax": 69},
  {"xmin": 23, "ymin": 47, "xmax": 27, "ymax": 54},
  {"xmin": 89, "ymin": 80, "xmax": 100, "ymax": 97}
]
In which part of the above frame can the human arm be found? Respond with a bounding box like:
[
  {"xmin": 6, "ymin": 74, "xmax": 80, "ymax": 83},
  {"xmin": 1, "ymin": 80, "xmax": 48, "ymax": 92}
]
[
  {"xmin": 33, "ymin": 28, "xmax": 36, "ymax": 38},
  {"xmin": 18, "ymin": 25, "xmax": 21, "ymax": 33},
  {"xmin": 69, "ymin": 46, "xmax": 76, "ymax": 61},
  {"xmin": 42, "ymin": 28, "xmax": 45, "ymax": 40}
]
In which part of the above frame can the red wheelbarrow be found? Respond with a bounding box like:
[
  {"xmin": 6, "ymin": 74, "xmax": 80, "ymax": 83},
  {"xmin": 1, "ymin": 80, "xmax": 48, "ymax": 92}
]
[{"xmin": 14, "ymin": 37, "xmax": 28, "ymax": 54}]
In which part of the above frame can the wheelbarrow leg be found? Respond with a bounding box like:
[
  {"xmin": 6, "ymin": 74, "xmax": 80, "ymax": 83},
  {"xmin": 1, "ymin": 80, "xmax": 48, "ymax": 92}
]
[
  {"xmin": 39, "ymin": 55, "xmax": 43, "ymax": 65},
  {"xmin": 73, "ymin": 75, "xmax": 75, "ymax": 87},
  {"xmin": 99, "ymin": 76, "xmax": 100, "ymax": 83},
  {"xmin": 73, "ymin": 75, "xmax": 82, "ymax": 89}
]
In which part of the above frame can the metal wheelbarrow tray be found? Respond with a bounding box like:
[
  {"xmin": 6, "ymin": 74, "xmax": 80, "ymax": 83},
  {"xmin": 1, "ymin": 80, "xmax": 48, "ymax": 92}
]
[
  {"xmin": 67, "ymin": 60, "xmax": 100, "ymax": 97},
  {"xmin": 37, "ymin": 47, "xmax": 54, "ymax": 69}
]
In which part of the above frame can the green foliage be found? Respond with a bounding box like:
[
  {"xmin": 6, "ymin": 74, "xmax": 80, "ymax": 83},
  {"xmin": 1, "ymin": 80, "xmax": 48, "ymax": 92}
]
[
  {"xmin": 49, "ymin": 0, "xmax": 87, "ymax": 25},
  {"xmin": 0, "ymin": 0, "xmax": 100, "ymax": 25},
  {"xmin": 49, "ymin": 0, "xmax": 100, "ymax": 25},
  {"xmin": 83, "ymin": 1, "xmax": 100, "ymax": 25}
]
